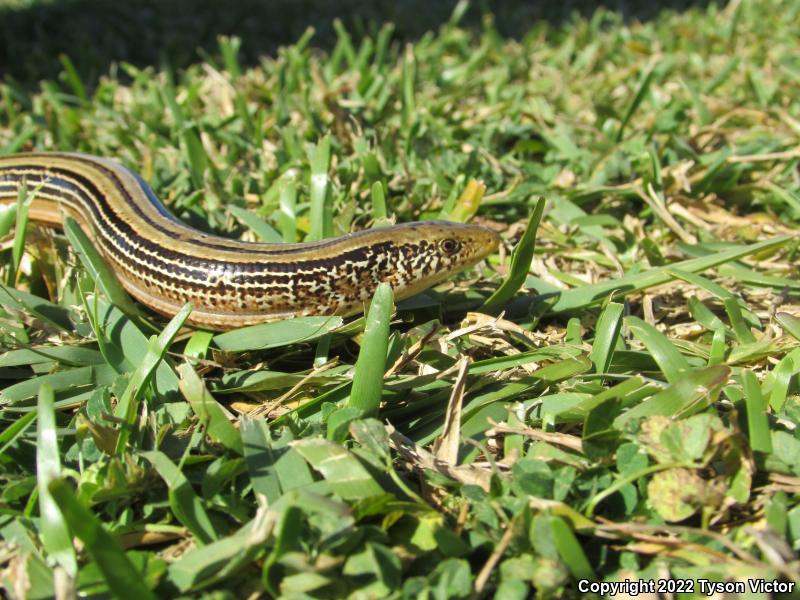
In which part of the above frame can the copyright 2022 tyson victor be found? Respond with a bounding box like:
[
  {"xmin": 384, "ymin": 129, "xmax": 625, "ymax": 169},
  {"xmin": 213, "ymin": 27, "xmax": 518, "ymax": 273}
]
[{"xmin": 578, "ymin": 578, "xmax": 795, "ymax": 596}]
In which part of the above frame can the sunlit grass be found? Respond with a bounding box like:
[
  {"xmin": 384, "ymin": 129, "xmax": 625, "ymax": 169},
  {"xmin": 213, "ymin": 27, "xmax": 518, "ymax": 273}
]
[{"xmin": 2, "ymin": 0, "xmax": 800, "ymax": 596}]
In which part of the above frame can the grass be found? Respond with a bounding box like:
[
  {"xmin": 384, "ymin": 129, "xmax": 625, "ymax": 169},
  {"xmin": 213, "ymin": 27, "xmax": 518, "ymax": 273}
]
[{"xmin": 2, "ymin": 0, "xmax": 800, "ymax": 597}]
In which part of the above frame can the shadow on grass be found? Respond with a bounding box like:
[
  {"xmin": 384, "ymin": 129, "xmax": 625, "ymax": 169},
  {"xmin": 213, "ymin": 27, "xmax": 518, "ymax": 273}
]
[{"xmin": 0, "ymin": 0, "xmax": 725, "ymax": 86}]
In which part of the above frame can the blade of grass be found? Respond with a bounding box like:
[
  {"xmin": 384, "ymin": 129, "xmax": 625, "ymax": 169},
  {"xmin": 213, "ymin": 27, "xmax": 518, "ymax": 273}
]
[
  {"xmin": 184, "ymin": 331, "xmax": 214, "ymax": 360},
  {"xmin": 306, "ymin": 135, "xmax": 332, "ymax": 241},
  {"xmin": 614, "ymin": 365, "xmax": 730, "ymax": 429},
  {"xmin": 370, "ymin": 181, "xmax": 388, "ymax": 224},
  {"xmin": 708, "ymin": 327, "xmax": 727, "ymax": 366},
  {"xmin": 616, "ymin": 65, "xmax": 656, "ymax": 142},
  {"xmin": 741, "ymin": 370, "xmax": 772, "ymax": 453},
  {"xmin": 178, "ymin": 362, "xmax": 243, "ymax": 455},
  {"xmin": 347, "ymin": 282, "xmax": 393, "ymax": 417},
  {"xmin": 47, "ymin": 479, "xmax": 157, "ymax": 600},
  {"xmin": 687, "ymin": 296, "xmax": 728, "ymax": 333},
  {"xmin": 0, "ymin": 364, "xmax": 117, "ymax": 405},
  {"xmin": 114, "ymin": 303, "xmax": 192, "ymax": 453},
  {"xmin": 240, "ymin": 416, "xmax": 283, "ymax": 504},
  {"xmin": 166, "ymin": 516, "xmax": 269, "ymax": 592},
  {"xmin": 213, "ymin": 315, "xmax": 343, "ymax": 352},
  {"xmin": 292, "ymin": 438, "xmax": 384, "ymax": 500},
  {"xmin": 7, "ymin": 179, "xmax": 32, "ymax": 286},
  {"xmin": 141, "ymin": 450, "xmax": 219, "ymax": 544},
  {"xmin": 590, "ymin": 301, "xmax": 624, "ymax": 375},
  {"xmin": 722, "ymin": 297, "xmax": 757, "ymax": 344},
  {"xmin": 64, "ymin": 216, "xmax": 151, "ymax": 331},
  {"xmin": 401, "ymin": 44, "xmax": 416, "ymax": 129},
  {"xmin": 277, "ymin": 173, "xmax": 298, "ymax": 243},
  {"xmin": 0, "ymin": 203, "xmax": 15, "ymax": 237},
  {"xmin": 548, "ymin": 236, "xmax": 790, "ymax": 313},
  {"xmin": 768, "ymin": 348, "xmax": 800, "ymax": 412},
  {"xmin": 482, "ymin": 198, "xmax": 545, "ymax": 314},
  {"xmin": 36, "ymin": 384, "xmax": 77, "ymax": 575},
  {"xmin": 446, "ymin": 179, "xmax": 486, "ymax": 223},
  {"xmin": 0, "ymin": 410, "xmax": 36, "ymax": 459},
  {"xmin": 227, "ymin": 204, "xmax": 283, "ymax": 243},
  {"xmin": 0, "ymin": 284, "xmax": 72, "ymax": 330},
  {"xmin": 776, "ymin": 312, "xmax": 800, "ymax": 342},
  {"xmin": 549, "ymin": 516, "xmax": 596, "ymax": 580},
  {"xmin": 625, "ymin": 316, "xmax": 690, "ymax": 383},
  {"xmin": 58, "ymin": 54, "xmax": 89, "ymax": 105}
]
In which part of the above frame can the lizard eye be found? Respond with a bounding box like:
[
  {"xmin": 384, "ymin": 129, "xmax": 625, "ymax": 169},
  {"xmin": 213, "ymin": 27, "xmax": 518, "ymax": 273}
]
[{"xmin": 439, "ymin": 238, "xmax": 461, "ymax": 255}]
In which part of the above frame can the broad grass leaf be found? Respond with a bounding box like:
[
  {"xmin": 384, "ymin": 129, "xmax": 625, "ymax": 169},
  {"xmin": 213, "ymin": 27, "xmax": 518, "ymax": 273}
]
[
  {"xmin": 292, "ymin": 438, "xmax": 384, "ymax": 500},
  {"xmin": 179, "ymin": 362, "xmax": 243, "ymax": 455},
  {"xmin": 614, "ymin": 365, "xmax": 730, "ymax": 429},
  {"xmin": 348, "ymin": 282, "xmax": 393, "ymax": 417},
  {"xmin": 590, "ymin": 301, "xmax": 624, "ymax": 375},
  {"xmin": 625, "ymin": 316, "xmax": 689, "ymax": 384},
  {"xmin": 213, "ymin": 316, "xmax": 343, "ymax": 352}
]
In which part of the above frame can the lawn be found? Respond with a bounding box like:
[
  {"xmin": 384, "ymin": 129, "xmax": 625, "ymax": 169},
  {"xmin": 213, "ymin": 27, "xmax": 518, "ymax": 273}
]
[{"xmin": 1, "ymin": 0, "xmax": 800, "ymax": 598}]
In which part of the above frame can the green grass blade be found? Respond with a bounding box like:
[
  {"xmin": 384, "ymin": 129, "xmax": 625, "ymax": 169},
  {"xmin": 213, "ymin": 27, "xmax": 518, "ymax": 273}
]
[
  {"xmin": 741, "ymin": 370, "xmax": 772, "ymax": 453},
  {"xmin": 184, "ymin": 331, "xmax": 214, "ymax": 360},
  {"xmin": 708, "ymin": 327, "xmax": 727, "ymax": 366},
  {"xmin": 165, "ymin": 518, "xmax": 263, "ymax": 592},
  {"xmin": 371, "ymin": 181, "xmax": 388, "ymax": 223},
  {"xmin": 7, "ymin": 179, "xmax": 31, "ymax": 286},
  {"xmin": 36, "ymin": 384, "xmax": 77, "ymax": 575},
  {"xmin": 401, "ymin": 44, "xmax": 416, "ymax": 128},
  {"xmin": 213, "ymin": 315, "xmax": 342, "ymax": 352},
  {"xmin": 722, "ymin": 297, "xmax": 757, "ymax": 344},
  {"xmin": 687, "ymin": 296, "xmax": 727, "ymax": 332},
  {"xmin": 548, "ymin": 236, "xmax": 790, "ymax": 313},
  {"xmin": 240, "ymin": 416, "xmax": 283, "ymax": 503},
  {"xmin": 590, "ymin": 301, "xmax": 624, "ymax": 375},
  {"xmin": 64, "ymin": 216, "xmax": 150, "ymax": 330},
  {"xmin": 92, "ymin": 297, "xmax": 181, "ymax": 400},
  {"xmin": 347, "ymin": 282, "xmax": 393, "ymax": 417},
  {"xmin": 482, "ymin": 198, "xmax": 545, "ymax": 314},
  {"xmin": 178, "ymin": 362, "xmax": 243, "ymax": 455},
  {"xmin": 549, "ymin": 516, "xmax": 596, "ymax": 580},
  {"xmin": 306, "ymin": 135, "xmax": 332, "ymax": 241},
  {"xmin": 47, "ymin": 479, "xmax": 157, "ymax": 600},
  {"xmin": 447, "ymin": 179, "xmax": 486, "ymax": 223},
  {"xmin": 114, "ymin": 303, "xmax": 192, "ymax": 453},
  {"xmin": 0, "ymin": 364, "xmax": 116, "ymax": 405},
  {"xmin": 58, "ymin": 54, "xmax": 89, "ymax": 104},
  {"xmin": 0, "ymin": 284, "xmax": 72, "ymax": 330},
  {"xmin": 616, "ymin": 65, "xmax": 656, "ymax": 142},
  {"xmin": 293, "ymin": 438, "xmax": 384, "ymax": 500},
  {"xmin": 625, "ymin": 316, "xmax": 690, "ymax": 383},
  {"xmin": 0, "ymin": 410, "xmax": 36, "ymax": 459},
  {"xmin": 768, "ymin": 348, "xmax": 800, "ymax": 412},
  {"xmin": 141, "ymin": 450, "xmax": 219, "ymax": 544},
  {"xmin": 277, "ymin": 174, "xmax": 298, "ymax": 243},
  {"xmin": 776, "ymin": 312, "xmax": 800, "ymax": 342},
  {"xmin": 614, "ymin": 365, "xmax": 730, "ymax": 429},
  {"xmin": 0, "ymin": 203, "xmax": 15, "ymax": 237},
  {"xmin": 227, "ymin": 204, "xmax": 283, "ymax": 243}
]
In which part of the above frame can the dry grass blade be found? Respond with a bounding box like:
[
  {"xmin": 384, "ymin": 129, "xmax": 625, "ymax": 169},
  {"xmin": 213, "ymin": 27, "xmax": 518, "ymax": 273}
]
[{"xmin": 432, "ymin": 356, "xmax": 469, "ymax": 464}]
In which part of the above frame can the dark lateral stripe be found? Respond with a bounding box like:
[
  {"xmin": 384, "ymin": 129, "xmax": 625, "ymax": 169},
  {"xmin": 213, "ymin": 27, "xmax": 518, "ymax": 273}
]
[
  {"xmin": 16, "ymin": 156, "xmax": 386, "ymax": 257},
  {"xmin": 0, "ymin": 172, "xmax": 402, "ymax": 292}
]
